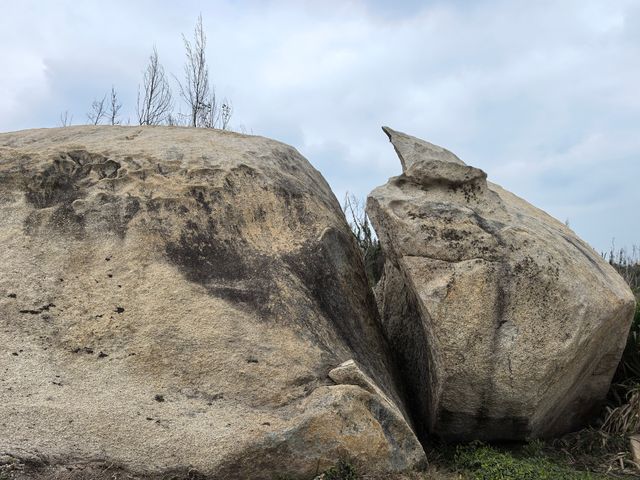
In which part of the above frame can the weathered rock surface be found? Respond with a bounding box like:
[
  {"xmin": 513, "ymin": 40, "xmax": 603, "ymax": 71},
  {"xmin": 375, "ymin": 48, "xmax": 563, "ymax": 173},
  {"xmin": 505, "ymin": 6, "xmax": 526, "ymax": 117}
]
[
  {"xmin": 368, "ymin": 127, "xmax": 636, "ymax": 441},
  {"xmin": 0, "ymin": 126, "xmax": 425, "ymax": 479}
]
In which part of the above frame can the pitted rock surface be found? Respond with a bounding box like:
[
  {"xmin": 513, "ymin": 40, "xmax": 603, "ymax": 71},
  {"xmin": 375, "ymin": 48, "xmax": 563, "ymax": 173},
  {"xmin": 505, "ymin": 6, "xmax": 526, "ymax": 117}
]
[{"xmin": 0, "ymin": 126, "xmax": 425, "ymax": 479}]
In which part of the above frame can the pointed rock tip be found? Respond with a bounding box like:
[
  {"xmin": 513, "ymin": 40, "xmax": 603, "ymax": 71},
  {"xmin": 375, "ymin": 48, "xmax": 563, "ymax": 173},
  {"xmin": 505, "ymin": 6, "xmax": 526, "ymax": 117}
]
[
  {"xmin": 381, "ymin": 125, "xmax": 395, "ymax": 139},
  {"xmin": 381, "ymin": 126, "xmax": 466, "ymax": 172}
]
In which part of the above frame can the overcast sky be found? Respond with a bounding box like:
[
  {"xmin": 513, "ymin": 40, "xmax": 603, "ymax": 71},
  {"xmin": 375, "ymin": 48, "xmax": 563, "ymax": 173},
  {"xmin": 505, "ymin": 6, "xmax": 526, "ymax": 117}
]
[{"xmin": 1, "ymin": 0, "xmax": 638, "ymax": 253}]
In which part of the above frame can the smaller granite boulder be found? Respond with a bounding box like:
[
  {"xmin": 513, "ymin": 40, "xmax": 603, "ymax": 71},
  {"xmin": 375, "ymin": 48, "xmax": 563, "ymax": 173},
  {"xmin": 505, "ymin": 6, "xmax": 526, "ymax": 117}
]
[{"xmin": 368, "ymin": 127, "xmax": 636, "ymax": 441}]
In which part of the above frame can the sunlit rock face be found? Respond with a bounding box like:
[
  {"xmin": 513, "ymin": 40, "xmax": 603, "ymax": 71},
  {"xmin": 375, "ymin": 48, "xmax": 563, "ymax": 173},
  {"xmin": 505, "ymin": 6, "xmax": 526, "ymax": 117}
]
[{"xmin": 368, "ymin": 126, "xmax": 636, "ymax": 442}]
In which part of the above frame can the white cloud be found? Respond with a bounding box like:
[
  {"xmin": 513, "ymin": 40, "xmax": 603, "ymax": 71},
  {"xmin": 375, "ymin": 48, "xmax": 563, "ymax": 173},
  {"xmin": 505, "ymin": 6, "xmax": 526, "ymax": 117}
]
[{"xmin": 1, "ymin": 0, "xmax": 638, "ymax": 251}]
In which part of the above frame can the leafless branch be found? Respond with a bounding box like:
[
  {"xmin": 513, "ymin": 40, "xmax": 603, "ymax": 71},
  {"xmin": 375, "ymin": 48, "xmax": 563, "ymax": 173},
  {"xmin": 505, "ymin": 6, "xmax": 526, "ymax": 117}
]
[
  {"xmin": 201, "ymin": 89, "xmax": 219, "ymax": 128},
  {"xmin": 137, "ymin": 47, "xmax": 173, "ymax": 125},
  {"xmin": 108, "ymin": 86, "xmax": 122, "ymax": 125},
  {"xmin": 221, "ymin": 100, "xmax": 232, "ymax": 130},
  {"xmin": 59, "ymin": 111, "xmax": 73, "ymax": 127},
  {"xmin": 179, "ymin": 14, "xmax": 210, "ymax": 127},
  {"xmin": 87, "ymin": 94, "xmax": 107, "ymax": 125}
]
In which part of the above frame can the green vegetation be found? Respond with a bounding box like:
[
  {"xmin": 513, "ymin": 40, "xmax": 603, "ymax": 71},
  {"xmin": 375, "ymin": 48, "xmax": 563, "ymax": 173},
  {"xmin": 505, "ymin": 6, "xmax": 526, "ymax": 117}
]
[
  {"xmin": 321, "ymin": 460, "xmax": 358, "ymax": 480},
  {"xmin": 603, "ymin": 303, "xmax": 640, "ymax": 441},
  {"xmin": 600, "ymin": 247, "xmax": 640, "ymax": 446},
  {"xmin": 342, "ymin": 193, "xmax": 384, "ymax": 286},
  {"xmin": 451, "ymin": 442, "xmax": 606, "ymax": 479},
  {"xmin": 605, "ymin": 245, "xmax": 639, "ymax": 293},
  {"xmin": 609, "ymin": 301, "xmax": 640, "ymax": 403},
  {"xmin": 608, "ymin": 245, "xmax": 640, "ymax": 401}
]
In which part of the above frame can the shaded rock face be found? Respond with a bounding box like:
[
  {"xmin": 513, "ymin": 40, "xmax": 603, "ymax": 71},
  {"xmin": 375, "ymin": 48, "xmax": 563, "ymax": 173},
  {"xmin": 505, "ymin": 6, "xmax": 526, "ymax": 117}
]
[
  {"xmin": 368, "ymin": 127, "xmax": 636, "ymax": 442},
  {"xmin": 0, "ymin": 126, "xmax": 425, "ymax": 479}
]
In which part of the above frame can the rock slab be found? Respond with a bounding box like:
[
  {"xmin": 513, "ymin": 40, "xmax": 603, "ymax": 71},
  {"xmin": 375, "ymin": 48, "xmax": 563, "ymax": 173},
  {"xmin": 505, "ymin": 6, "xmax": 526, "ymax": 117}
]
[
  {"xmin": 368, "ymin": 127, "xmax": 636, "ymax": 441},
  {"xmin": 0, "ymin": 126, "xmax": 425, "ymax": 479}
]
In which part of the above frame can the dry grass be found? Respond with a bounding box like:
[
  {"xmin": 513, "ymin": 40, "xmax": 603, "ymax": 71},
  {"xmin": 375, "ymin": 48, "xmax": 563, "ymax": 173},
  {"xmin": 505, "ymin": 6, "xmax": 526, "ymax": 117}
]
[
  {"xmin": 551, "ymin": 428, "xmax": 639, "ymax": 477},
  {"xmin": 602, "ymin": 385, "xmax": 640, "ymax": 437}
]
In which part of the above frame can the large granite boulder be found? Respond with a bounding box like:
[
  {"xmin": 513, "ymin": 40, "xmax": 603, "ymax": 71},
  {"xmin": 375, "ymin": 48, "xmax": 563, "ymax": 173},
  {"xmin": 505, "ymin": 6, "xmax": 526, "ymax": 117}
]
[
  {"xmin": 0, "ymin": 126, "xmax": 425, "ymax": 479},
  {"xmin": 368, "ymin": 127, "xmax": 636, "ymax": 442}
]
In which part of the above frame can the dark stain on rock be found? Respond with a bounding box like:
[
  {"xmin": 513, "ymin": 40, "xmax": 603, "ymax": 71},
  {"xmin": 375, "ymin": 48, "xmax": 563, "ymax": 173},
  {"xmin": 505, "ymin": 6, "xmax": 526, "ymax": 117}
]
[
  {"xmin": 190, "ymin": 187, "xmax": 212, "ymax": 214},
  {"xmin": 166, "ymin": 226, "xmax": 248, "ymax": 283},
  {"xmin": 283, "ymin": 230, "xmax": 358, "ymax": 349},
  {"xmin": 23, "ymin": 150, "xmax": 113, "ymax": 209},
  {"xmin": 272, "ymin": 180, "xmax": 306, "ymax": 221},
  {"xmin": 441, "ymin": 228, "xmax": 465, "ymax": 242},
  {"xmin": 221, "ymin": 164, "xmax": 261, "ymax": 196},
  {"xmin": 20, "ymin": 151, "xmax": 144, "ymax": 238},
  {"xmin": 24, "ymin": 161, "xmax": 84, "ymax": 208},
  {"xmin": 91, "ymin": 194, "xmax": 141, "ymax": 238},
  {"xmin": 561, "ymin": 234, "xmax": 606, "ymax": 276},
  {"xmin": 367, "ymin": 396, "xmax": 425, "ymax": 469},
  {"xmin": 122, "ymin": 196, "xmax": 141, "ymax": 226},
  {"xmin": 72, "ymin": 347, "xmax": 94, "ymax": 354},
  {"xmin": 377, "ymin": 264, "xmax": 434, "ymax": 444},
  {"xmin": 94, "ymin": 159, "xmax": 121, "ymax": 179},
  {"xmin": 65, "ymin": 149, "xmax": 107, "ymax": 167},
  {"xmin": 146, "ymin": 198, "xmax": 159, "ymax": 213},
  {"xmin": 207, "ymin": 285, "xmax": 271, "ymax": 315},
  {"xmin": 19, "ymin": 303, "xmax": 55, "ymax": 314},
  {"xmin": 49, "ymin": 203, "xmax": 86, "ymax": 238},
  {"xmin": 165, "ymin": 221, "xmax": 273, "ymax": 317},
  {"xmin": 282, "ymin": 228, "xmax": 386, "ymax": 382},
  {"xmin": 448, "ymin": 180, "xmax": 482, "ymax": 202},
  {"xmin": 253, "ymin": 206, "xmax": 267, "ymax": 222},
  {"xmin": 437, "ymin": 408, "xmax": 530, "ymax": 442}
]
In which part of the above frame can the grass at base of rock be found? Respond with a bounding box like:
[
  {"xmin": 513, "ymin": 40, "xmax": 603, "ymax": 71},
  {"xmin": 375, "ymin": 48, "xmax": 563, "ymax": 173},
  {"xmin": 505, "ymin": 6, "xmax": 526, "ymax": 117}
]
[
  {"xmin": 424, "ymin": 435, "xmax": 639, "ymax": 480},
  {"xmin": 449, "ymin": 441, "xmax": 607, "ymax": 479},
  {"xmin": 324, "ymin": 435, "xmax": 639, "ymax": 480}
]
